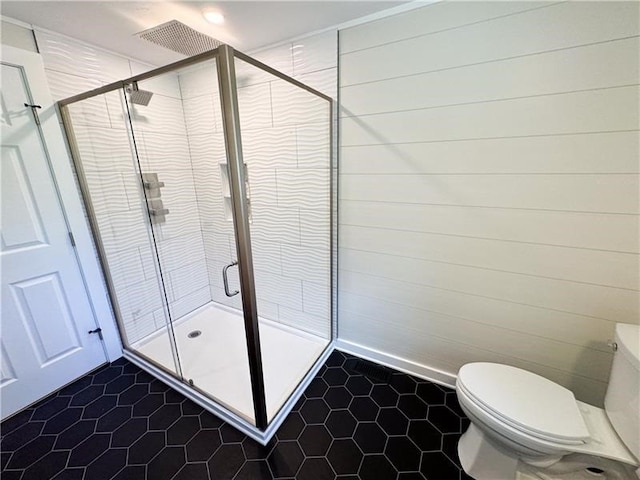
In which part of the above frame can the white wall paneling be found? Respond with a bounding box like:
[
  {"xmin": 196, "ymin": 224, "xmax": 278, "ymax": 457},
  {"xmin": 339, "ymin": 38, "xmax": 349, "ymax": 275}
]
[{"xmin": 339, "ymin": 1, "xmax": 640, "ymax": 406}]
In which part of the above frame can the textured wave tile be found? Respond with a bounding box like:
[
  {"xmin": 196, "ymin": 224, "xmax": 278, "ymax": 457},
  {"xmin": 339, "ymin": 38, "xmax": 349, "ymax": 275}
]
[
  {"xmin": 302, "ymin": 281, "xmax": 331, "ymax": 319},
  {"xmin": 72, "ymin": 125, "xmax": 135, "ymax": 172},
  {"xmin": 296, "ymin": 68, "xmax": 338, "ymax": 99},
  {"xmin": 94, "ymin": 201, "xmax": 151, "ymax": 253},
  {"xmin": 246, "ymin": 167, "xmax": 277, "ymax": 206},
  {"xmin": 103, "ymin": 89, "xmax": 130, "ymax": 130},
  {"xmin": 182, "ymin": 93, "xmax": 221, "ymax": 135},
  {"xmin": 187, "ymin": 133, "xmax": 227, "ymax": 170},
  {"xmin": 128, "ymin": 94, "xmax": 187, "ymax": 135},
  {"xmin": 296, "ymin": 122, "xmax": 331, "ymax": 169},
  {"xmin": 255, "ymin": 297, "xmax": 279, "ymax": 323},
  {"xmin": 250, "ymin": 203, "xmax": 301, "ymax": 245},
  {"xmin": 254, "ymin": 270, "xmax": 303, "ymax": 310},
  {"xmin": 291, "ymin": 30, "xmax": 338, "ymax": 76},
  {"xmin": 279, "ymin": 305, "xmax": 330, "ymax": 339},
  {"xmin": 117, "ymin": 276, "xmax": 167, "ymax": 324},
  {"xmin": 64, "ymin": 91, "xmax": 112, "ymax": 128},
  {"xmin": 84, "ymin": 169, "xmax": 139, "ymax": 216},
  {"xmin": 122, "ymin": 310, "xmax": 157, "ymax": 344},
  {"xmin": 235, "ymin": 59, "xmax": 278, "ymax": 89},
  {"xmin": 281, "ymin": 244, "xmax": 330, "ymax": 286},
  {"xmin": 242, "ymin": 126, "xmax": 297, "ymax": 169},
  {"xmin": 131, "ymin": 63, "xmax": 182, "ymax": 99},
  {"xmin": 136, "ymin": 130, "xmax": 192, "ymax": 172},
  {"xmin": 178, "ymin": 61, "xmax": 220, "ymax": 99},
  {"xmin": 45, "ymin": 68, "xmax": 102, "ymax": 101},
  {"xmin": 169, "ymin": 286, "xmax": 211, "ymax": 321},
  {"xmin": 166, "ymin": 259, "xmax": 209, "ymax": 302},
  {"xmin": 103, "ymin": 245, "xmax": 146, "ymax": 292},
  {"xmin": 203, "ymin": 230, "xmax": 234, "ymax": 259},
  {"xmin": 156, "ymin": 232, "xmax": 207, "ymax": 273},
  {"xmin": 250, "ymin": 239, "xmax": 283, "ymax": 275},
  {"xmin": 36, "ymin": 30, "xmax": 129, "ymax": 82},
  {"xmin": 251, "ymin": 43, "xmax": 294, "ymax": 77},
  {"xmin": 210, "ymin": 285, "xmax": 242, "ymax": 310},
  {"xmin": 271, "ymin": 80, "xmax": 329, "ymax": 127},
  {"xmin": 276, "ymin": 168, "xmax": 330, "ymax": 209},
  {"xmin": 300, "ymin": 207, "xmax": 331, "ymax": 250},
  {"xmin": 237, "ymin": 82, "xmax": 273, "ymax": 131}
]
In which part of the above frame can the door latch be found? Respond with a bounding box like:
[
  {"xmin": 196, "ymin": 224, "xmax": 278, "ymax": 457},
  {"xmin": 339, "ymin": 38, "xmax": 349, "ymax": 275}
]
[
  {"xmin": 24, "ymin": 103, "xmax": 42, "ymax": 125},
  {"xmin": 88, "ymin": 328, "xmax": 103, "ymax": 340}
]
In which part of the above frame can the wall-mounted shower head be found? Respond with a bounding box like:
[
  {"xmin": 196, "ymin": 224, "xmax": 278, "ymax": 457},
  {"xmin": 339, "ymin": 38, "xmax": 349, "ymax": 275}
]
[{"xmin": 126, "ymin": 82, "xmax": 153, "ymax": 106}]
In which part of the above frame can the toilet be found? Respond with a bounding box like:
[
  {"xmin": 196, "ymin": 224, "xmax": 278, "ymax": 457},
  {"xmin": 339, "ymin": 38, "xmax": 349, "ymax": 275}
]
[{"xmin": 456, "ymin": 323, "xmax": 640, "ymax": 480}]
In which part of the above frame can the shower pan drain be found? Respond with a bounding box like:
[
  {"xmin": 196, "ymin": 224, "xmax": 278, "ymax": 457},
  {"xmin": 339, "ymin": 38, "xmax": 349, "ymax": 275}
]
[{"xmin": 187, "ymin": 330, "xmax": 202, "ymax": 339}]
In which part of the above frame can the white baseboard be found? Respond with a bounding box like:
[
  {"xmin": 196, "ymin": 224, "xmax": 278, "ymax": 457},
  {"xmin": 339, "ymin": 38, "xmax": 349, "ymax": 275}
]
[{"xmin": 334, "ymin": 339, "xmax": 457, "ymax": 390}]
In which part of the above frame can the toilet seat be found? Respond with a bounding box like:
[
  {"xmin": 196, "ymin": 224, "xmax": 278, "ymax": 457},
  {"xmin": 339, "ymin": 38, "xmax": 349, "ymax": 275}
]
[{"xmin": 457, "ymin": 363, "xmax": 590, "ymax": 446}]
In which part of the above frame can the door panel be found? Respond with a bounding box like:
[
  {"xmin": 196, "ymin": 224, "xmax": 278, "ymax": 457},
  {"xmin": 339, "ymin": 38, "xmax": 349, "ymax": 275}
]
[{"xmin": 0, "ymin": 62, "xmax": 107, "ymax": 420}]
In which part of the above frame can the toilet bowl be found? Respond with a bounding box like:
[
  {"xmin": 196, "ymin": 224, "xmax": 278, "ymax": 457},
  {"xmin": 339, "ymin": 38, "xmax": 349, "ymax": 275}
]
[{"xmin": 456, "ymin": 324, "xmax": 640, "ymax": 480}]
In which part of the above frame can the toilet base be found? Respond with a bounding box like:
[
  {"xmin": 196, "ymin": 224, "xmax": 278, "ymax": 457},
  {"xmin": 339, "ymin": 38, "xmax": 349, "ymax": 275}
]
[{"xmin": 458, "ymin": 423, "xmax": 519, "ymax": 480}]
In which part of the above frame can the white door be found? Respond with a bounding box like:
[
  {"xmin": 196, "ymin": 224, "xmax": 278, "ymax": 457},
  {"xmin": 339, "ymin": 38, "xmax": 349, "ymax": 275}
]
[{"xmin": 0, "ymin": 60, "xmax": 108, "ymax": 420}]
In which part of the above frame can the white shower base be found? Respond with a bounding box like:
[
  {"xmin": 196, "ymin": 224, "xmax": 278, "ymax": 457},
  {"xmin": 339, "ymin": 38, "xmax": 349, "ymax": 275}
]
[{"xmin": 134, "ymin": 302, "xmax": 328, "ymax": 423}]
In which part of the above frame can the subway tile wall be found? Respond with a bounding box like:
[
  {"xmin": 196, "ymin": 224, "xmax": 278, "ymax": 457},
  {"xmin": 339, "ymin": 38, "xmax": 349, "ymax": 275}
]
[{"xmin": 37, "ymin": 29, "xmax": 336, "ymax": 344}]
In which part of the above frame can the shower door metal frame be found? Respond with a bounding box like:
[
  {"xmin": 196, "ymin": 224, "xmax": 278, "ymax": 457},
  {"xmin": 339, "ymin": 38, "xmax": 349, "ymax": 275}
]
[{"xmin": 57, "ymin": 43, "xmax": 336, "ymax": 443}]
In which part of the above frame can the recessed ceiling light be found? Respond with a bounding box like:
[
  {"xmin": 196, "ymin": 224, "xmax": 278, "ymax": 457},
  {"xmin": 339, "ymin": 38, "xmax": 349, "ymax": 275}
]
[{"xmin": 203, "ymin": 10, "xmax": 225, "ymax": 25}]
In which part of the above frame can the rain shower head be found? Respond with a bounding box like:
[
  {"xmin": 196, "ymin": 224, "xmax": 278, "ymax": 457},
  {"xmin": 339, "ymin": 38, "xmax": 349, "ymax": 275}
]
[
  {"xmin": 126, "ymin": 82, "xmax": 153, "ymax": 106},
  {"xmin": 136, "ymin": 20, "xmax": 222, "ymax": 57}
]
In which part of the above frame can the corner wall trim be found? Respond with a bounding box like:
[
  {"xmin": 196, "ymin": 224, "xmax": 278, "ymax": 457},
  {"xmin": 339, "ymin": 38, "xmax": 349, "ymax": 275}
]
[{"xmin": 334, "ymin": 339, "xmax": 457, "ymax": 390}]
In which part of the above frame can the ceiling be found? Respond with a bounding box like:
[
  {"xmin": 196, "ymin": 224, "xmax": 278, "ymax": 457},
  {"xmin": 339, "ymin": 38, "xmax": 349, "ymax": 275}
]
[{"xmin": 1, "ymin": 1, "xmax": 404, "ymax": 66}]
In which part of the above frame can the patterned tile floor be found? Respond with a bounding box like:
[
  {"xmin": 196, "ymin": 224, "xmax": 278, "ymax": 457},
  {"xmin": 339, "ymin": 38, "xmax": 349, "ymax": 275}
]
[{"xmin": 1, "ymin": 351, "xmax": 472, "ymax": 480}]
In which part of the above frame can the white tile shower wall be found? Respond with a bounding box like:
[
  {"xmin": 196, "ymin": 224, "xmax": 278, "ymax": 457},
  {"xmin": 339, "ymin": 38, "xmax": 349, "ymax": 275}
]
[
  {"xmin": 338, "ymin": 2, "xmax": 640, "ymax": 406},
  {"xmin": 179, "ymin": 31, "xmax": 337, "ymax": 339},
  {"xmin": 36, "ymin": 30, "xmax": 210, "ymax": 343}
]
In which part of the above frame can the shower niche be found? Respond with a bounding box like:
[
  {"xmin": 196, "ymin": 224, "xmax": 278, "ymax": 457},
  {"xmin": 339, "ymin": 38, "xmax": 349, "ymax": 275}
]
[{"xmin": 59, "ymin": 45, "xmax": 334, "ymax": 442}]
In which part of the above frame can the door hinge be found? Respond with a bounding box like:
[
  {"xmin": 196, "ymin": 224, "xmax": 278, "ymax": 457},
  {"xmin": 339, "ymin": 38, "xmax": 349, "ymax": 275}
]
[
  {"xmin": 68, "ymin": 231, "xmax": 76, "ymax": 247},
  {"xmin": 88, "ymin": 328, "xmax": 103, "ymax": 340},
  {"xmin": 24, "ymin": 103, "xmax": 41, "ymax": 125}
]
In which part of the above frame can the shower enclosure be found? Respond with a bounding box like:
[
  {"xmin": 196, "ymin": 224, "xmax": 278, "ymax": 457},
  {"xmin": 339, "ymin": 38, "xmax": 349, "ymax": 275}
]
[{"xmin": 58, "ymin": 45, "xmax": 335, "ymax": 442}]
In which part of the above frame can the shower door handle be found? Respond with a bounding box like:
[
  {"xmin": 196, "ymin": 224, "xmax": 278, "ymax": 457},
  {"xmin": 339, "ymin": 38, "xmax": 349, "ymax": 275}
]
[{"xmin": 223, "ymin": 261, "xmax": 239, "ymax": 297}]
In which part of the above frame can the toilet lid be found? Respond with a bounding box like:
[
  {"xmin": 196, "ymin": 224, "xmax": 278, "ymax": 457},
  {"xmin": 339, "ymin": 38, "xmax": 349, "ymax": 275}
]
[{"xmin": 458, "ymin": 363, "xmax": 590, "ymax": 443}]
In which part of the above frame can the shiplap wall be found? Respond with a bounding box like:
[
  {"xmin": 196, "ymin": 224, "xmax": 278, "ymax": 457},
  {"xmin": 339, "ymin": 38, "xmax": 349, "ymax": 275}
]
[{"xmin": 338, "ymin": 1, "xmax": 640, "ymax": 406}]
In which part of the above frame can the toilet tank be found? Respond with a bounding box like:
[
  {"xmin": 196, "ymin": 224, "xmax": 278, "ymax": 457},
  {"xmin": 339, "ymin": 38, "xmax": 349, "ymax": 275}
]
[{"xmin": 604, "ymin": 323, "xmax": 640, "ymax": 460}]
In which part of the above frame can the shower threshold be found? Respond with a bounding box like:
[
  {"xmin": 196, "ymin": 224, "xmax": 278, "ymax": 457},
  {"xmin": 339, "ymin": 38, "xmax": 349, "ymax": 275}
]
[{"xmin": 132, "ymin": 302, "xmax": 329, "ymax": 424}]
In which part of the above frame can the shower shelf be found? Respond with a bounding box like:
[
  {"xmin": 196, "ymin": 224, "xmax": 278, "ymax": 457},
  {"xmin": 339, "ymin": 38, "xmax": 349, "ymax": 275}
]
[{"xmin": 220, "ymin": 162, "xmax": 251, "ymax": 222}]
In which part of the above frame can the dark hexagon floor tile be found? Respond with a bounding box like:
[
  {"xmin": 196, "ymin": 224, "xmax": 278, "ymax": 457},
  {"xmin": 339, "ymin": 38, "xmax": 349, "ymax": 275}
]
[
  {"xmin": 428, "ymin": 405, "xmax": 461, "ymax": 434},
  {"xmin": 82, "ymin": 395, "xmax": 117, "ymax": 419},
  {"xmin": 104, "ymin": 375, "xmax": 136, "ymax": 394},
  {"xmin": 420, "ymin": 451, "xmax": 462, "ymax": 480},
  {"xmin": 390, "ymin": 374, "xmax": 418, "ymax": 395},
  {"xmin": 416, "ymin": 383, "xmax": 447, "ymax": 405},
  {"xmin": 0, "ymin": 470, "xmax": 22, "ymax": 480},
  {"xmin": 371, "ymin": 384, "xmax": 399, "ymax": 407},
  {"xmin": 181, "ymin": 400, "xmax": 204, "ymax": 416},
  {"xmin": 21, "ymin": 450, "xmax": 69, "ymax": 480},
  {"xmin": 31, "ymin": 396, "xmax": 71, "ymax": 421},
  {"xmin": 149, "ymin": 378, "xmax": 169, "ymax": 393},
  {"xmin": 386, "ymin": 436, "xmax": 422, "ymax": 472},
  {"xmin": 349, "ymin": 396, "xmax": 379, "ymax": 421},
  {"xmin": 132, "ymin": 393, "xmax": 164, "ymax": 417},
  {"xmin": 167, "ymin": 416, "xmax": 200, "ymax": 445},
  {"xmin": 1, "ymin": 408, "xmax": 33, "ymax": 437},
  {"xmin": 96, "ymin": 406, "xmax": 132, "ymax": 432},
  {"xmin": 164, "ymin": 388, "xmax": 184, "ymax": 404},
  {"xmin": 6, "ymin": 435, "xmax": 55, "ymax": 469},
  {"xmin": 441, "ymin": 433, "xmax": 464, "ymax": 467},
  {"xmin": 323, "ymin": 386, "xmax": 352, "ymax": 409},
  {"xmin": 111, "ymin": 417, "xmax": 147, "ymax": 448},
  {"xmin": 148, "ymin": 403, "xmax": 181, "ymax": 430},
  {"xmin": 220, "ymin": 422, "xmax": 246, "ymax": 443},
  {"xmin": 58, "ymin": 376, "xmax": 92, "ymax": 396},
  {"xmin": 92, "ymin": 366, "xmax": 122, "ymax": 385},
  {"xmin": 353, "ymin": 422, "xmax": 387, "ymax": 454},
  {"xmin": 207, "ymin": 443, "xmax": 245, "ymax": 480},
  {"xmin": 135, "ymin": 370, "xmax": 154, "ymax": 384},
  {"xmin": 84, "ymin": 448, "xmax": 127, "ymax": 480},
  {"xmin": 128, "ymin": 431, "xmax": 165, "ymax": 464},
  {"xmin": 345, "ymin": 376, "xmax": 372, "ymax": 396},
  {"xmin": 242, "ymin": 437, "xmax": 274, "ymax": 460},
  {"xmin": 359, "ymin": 454, "xmax": 397, "ymax": 480},
  {"xmin": 186, "ymin": 429, "xmax": 222, "ymax": 462},
  {"xmin": 275, "ymin": 411, "xmax": 304, "ymax": 441},
  {"xmin": 199, "ymin": 411, "xmax": 223, "ymax": 429},
  {"xmin": 298, "ymin": 457, "xmax": 335, "ymax": 480},
  {"xmin": 238, "ymin": 460, "xmax": 274, "ymax": 480},
  {"xmin": 399, "ymin": 473, "xmax": 426, "ymax": 480},
  {"xmin": 398, "ymin": 395, "xmax": 428, "ymax": 420},
  {"xmin": 325, "ymin": 350, "xmax": 346, "ymax": 367},
  {"xmin": 327, "ymin": 439, "xmax": 363, "ymax": 475},
  {"xmin": 408, "ymin": 420, "xmax": 442, "ymax": 451},
  {"xmin": 44, "ymin": 408, "xmax": 82, "ymax": 434},
  {"xmin": 147, "ymin": 446, "xmax": 185, "ymax": 480},
  {"xmin": 117, "ymin": 384, "xmax": 148, "ymax": 406},
  {"xmin": 267, "ymin": 440, "xmax": 303, "ymax": 478},
  {"xmin": 300, "ymin": 398, "xmax": 330, "ymax": 425},
  {"xmin": 68, "ymin": 433, "xmax": 110, "ymax": 467},
  {"xmin": 445, "ymin": 392, "xmax": 466, "ymax": 417},
  {"xmin": 53, "ymin": 467, "xmax": 85, "ymax": 480},
  {"xmin": 53, "ymin": 420, "xmax": 96, "ymax": 449},
  {"xmin": 1, "ymin": 421, "xmax": 44, "ymax": 450},
  {"xmin": 112, "ymin": 465, "xmax": 146, "ymax": 480},
  {"xmin": 69, "ymin": 385, "xmax": 104, "ymax": 407},
  {"xmin": 325, "ymin": 409, "xmax": 357, "ymax": 439},
  {"xmin": 323, "ymin": 367, "xmax": 349, "ymax": 386},
  {"xmin": 173, "ymin": 462, "xmax": 209, "ymax": 480},
  {"xmin": 299, "ymin": 424, "xmax": 332, "ymax": 456},
  {"xmin": 378, "ymin": 407, "xmax": 409, "ymax": 436},
  {"xmin": 305, "ymin": 377, "xmax": 329, "ymax": 399}
]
